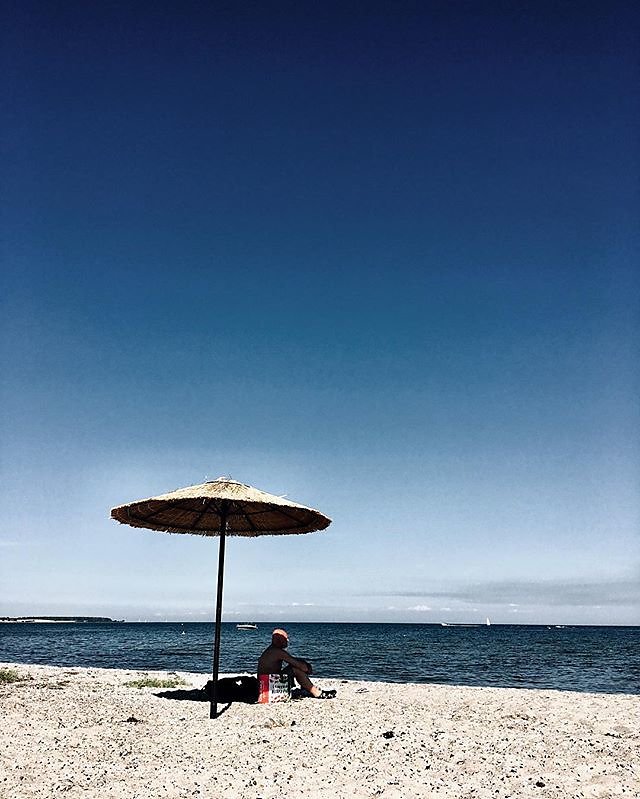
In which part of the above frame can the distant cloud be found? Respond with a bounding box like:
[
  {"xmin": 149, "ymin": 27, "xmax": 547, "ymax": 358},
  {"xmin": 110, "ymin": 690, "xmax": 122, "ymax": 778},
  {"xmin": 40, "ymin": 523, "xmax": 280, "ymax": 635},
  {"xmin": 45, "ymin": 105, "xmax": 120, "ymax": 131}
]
[
  {"xmin": 368, "ymin": 572, "xmax": 640, "ymax": 608},
  {"xmin": 407, "ymin": 605, "xmax": 431, "ymax": 612}
]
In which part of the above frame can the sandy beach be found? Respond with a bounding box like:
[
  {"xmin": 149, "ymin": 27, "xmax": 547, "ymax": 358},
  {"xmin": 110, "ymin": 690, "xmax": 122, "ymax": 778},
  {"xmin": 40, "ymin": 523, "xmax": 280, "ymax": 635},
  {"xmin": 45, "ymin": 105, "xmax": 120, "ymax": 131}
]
[{"xmin": 1, "ymin": 663, "xmax": 637, "ymax": 799}]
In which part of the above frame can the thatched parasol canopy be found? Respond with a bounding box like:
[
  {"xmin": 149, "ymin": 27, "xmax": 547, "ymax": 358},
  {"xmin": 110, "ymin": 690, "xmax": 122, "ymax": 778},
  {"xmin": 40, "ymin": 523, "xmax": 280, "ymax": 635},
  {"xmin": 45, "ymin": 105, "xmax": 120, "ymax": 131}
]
[
  {"xmin": 110, "ymin": 477, "xmax": 331, "ymax": 719},
  {"xmin": 110, "ymin": 477, "xmax": 331, "ymax": 536}
]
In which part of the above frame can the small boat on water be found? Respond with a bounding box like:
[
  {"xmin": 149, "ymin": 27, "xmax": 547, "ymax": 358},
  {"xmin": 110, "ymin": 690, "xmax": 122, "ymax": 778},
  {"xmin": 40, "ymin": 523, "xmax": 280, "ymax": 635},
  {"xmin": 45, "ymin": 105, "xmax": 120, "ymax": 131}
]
[
  {"xmin": 441, "ymin": 623, "xmax": 479, "ymax": 627},
  {"xmin": 236, "ymin": 623, "xmax": 258, "ymax": 630},
  {"xmin": 441, "ymin": 617, "xmax": 491, "ymax": 628}
]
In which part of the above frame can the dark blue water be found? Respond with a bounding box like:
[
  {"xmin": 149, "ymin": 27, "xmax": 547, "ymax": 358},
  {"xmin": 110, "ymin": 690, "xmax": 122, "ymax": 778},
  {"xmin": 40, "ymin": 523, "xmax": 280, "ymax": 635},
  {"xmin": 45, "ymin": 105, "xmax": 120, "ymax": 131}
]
[{"xmin": 1, "ymin": 622, "xmax": 638, "ymax": 694}]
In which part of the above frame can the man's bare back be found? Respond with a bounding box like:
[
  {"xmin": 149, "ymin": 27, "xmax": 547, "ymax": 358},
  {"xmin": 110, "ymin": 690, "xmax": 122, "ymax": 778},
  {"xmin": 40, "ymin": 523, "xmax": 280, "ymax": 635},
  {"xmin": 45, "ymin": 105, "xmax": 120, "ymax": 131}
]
[{"xmin": 257, "ymin": 644, "xmax": 306, "ymax": 674}]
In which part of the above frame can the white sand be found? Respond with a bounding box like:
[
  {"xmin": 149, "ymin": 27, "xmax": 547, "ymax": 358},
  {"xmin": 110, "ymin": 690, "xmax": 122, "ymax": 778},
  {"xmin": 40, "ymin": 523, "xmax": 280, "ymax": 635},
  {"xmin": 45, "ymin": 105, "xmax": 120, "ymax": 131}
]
[{"xmin": 1, "ymin": 662, "xmax": 638, "ymax": 798}]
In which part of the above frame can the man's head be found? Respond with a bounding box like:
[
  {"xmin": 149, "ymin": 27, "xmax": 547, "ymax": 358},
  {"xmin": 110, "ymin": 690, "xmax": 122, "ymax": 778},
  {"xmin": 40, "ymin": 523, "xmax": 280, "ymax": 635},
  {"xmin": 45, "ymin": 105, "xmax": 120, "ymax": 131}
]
[{"xmin": 271, "ymin": 628, "xmax": 289, "ymax": 648}]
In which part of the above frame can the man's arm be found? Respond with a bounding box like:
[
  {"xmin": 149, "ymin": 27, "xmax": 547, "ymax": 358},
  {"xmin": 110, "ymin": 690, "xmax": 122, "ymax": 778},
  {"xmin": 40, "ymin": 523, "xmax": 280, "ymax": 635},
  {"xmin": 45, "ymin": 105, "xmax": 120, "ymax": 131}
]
[{"xmin": 278, "ymin": 649, "xmax": 311, "ymax": 673}]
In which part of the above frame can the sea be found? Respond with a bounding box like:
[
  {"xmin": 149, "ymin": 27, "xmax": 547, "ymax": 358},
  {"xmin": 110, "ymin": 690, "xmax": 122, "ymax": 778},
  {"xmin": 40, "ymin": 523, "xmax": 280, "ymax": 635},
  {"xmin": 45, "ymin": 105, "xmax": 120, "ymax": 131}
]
[{"xmin": 1, "ymin": 622, "xmax": 638, "ymax": 695}]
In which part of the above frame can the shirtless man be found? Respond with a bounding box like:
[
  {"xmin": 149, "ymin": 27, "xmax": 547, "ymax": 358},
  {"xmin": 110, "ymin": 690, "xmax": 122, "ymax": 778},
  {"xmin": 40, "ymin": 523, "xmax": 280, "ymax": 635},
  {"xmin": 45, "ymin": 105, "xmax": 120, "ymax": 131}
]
[{"xmin": 257, "ymin": 628, "xmax": 336, "ymax": 699}]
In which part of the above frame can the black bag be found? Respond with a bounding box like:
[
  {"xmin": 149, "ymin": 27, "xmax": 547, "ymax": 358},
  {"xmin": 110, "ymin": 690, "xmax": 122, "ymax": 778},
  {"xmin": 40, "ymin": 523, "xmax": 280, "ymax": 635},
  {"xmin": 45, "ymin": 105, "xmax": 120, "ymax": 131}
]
[{"xmin": 204, "ymin": 675, "xmax": 259, "ymax": 704}]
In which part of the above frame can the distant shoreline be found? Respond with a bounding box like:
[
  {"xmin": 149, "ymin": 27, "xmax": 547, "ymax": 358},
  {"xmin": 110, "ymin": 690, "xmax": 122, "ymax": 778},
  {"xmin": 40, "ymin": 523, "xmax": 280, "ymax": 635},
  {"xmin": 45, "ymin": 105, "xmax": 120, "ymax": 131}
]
[
  {"xmin": 1, "ymin": 618, "xmax": 637, "ymax": 627},
  {"xmin": 0, "ymin": 617, "xmax": 125, "ymax": 624}
]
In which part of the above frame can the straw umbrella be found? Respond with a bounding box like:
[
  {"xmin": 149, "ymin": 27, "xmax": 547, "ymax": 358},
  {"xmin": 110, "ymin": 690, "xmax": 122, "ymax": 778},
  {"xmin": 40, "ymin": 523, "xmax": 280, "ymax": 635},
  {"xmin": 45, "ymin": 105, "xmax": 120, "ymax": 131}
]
[{"xmin": 110, "ymin": 477, "xmax": 331, "ymax": 718}]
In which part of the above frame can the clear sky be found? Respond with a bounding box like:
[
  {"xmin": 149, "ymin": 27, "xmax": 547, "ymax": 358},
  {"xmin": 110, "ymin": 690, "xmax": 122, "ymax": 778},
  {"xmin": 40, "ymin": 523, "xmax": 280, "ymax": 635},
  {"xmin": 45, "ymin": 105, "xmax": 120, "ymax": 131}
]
[{"xmin": 1, "ymin": 1, "xmax": 638, "ymax": 625}]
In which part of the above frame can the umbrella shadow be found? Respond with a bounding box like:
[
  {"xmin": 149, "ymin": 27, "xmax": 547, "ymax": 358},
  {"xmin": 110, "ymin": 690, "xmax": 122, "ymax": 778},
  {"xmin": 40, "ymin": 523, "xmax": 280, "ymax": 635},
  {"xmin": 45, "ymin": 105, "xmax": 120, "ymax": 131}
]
[
  {"xmin": 154, "ymin": 687, "xmax": 209, "ymax": 702},
  {"xmin": 154, "ymin": 688, "xmax": 233, "ymax": 716}
]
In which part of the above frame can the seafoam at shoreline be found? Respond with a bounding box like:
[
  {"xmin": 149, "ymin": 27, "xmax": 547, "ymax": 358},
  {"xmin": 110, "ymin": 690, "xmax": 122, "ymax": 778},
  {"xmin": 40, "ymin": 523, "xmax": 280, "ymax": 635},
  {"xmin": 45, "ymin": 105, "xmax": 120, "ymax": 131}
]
[{"xmin": 1, "ymin": 662, "xmax": 638, "ymax": 798}]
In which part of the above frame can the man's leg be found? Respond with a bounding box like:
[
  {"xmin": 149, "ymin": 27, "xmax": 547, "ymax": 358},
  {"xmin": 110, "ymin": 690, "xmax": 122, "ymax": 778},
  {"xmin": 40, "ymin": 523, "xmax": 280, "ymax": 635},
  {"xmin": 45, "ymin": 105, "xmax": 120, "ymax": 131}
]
[
  {"xmin": 282, "ymin": 664, "xmax": 336, "ymax": 699},
  {"xmin": 290, "ymin": 666, "xmax": 322, "ymax": 697}
]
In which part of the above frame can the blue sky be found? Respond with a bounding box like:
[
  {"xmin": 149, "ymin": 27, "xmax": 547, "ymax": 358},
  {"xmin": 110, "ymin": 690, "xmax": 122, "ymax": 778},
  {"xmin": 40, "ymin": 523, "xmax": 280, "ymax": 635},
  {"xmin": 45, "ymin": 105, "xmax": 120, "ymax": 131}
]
[{"xmin": 1, "ymin": 1, "xmax": 638, "ymax": 624}]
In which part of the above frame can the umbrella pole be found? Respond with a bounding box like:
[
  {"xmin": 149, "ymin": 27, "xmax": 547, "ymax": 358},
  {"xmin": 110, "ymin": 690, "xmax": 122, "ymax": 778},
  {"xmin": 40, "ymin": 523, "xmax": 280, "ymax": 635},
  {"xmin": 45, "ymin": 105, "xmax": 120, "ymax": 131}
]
[{"xmin": 210, "ymin": 501, "xmax": 229, "ymax": 719}]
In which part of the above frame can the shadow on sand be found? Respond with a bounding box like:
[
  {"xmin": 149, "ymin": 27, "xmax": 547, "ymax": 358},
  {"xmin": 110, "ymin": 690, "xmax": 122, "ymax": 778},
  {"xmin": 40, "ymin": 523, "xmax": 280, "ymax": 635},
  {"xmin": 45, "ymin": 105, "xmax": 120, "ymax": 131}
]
[
  {"xmin": 154, "ymin": 688, "xmax": 234, "ymax": 716},
  {"xmin": 154, "ymin": 688, "xmax": 209, "ymax": 702},
  {"xmin": 155, "ymin": 677, "xmax": 260, "ymax": 710}
]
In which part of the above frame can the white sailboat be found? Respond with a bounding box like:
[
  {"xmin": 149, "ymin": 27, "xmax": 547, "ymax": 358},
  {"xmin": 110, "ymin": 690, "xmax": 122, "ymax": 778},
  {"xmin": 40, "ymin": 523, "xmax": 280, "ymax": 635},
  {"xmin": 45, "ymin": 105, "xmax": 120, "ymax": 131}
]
[{"xmin": 486, "ymin": 617, "xmax": 491, "ymax": 626}]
